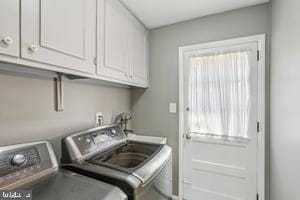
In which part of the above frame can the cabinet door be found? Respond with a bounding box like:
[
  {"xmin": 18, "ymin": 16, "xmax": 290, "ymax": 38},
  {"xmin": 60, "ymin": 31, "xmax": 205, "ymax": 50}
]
[
  {"xmin": 98, "ymin": 0, "xmax": 129, "ymax": 81},
  {"xmin": 130, "ymin": 18, "xmax": 149, "ymax": 86},
  {"xmin": 21, "ymin": 0, "xmax": 96, "ymax": 74},
  {"xmin": 0, "ymin": 0, "xmax": 19, "ymax": 57}
]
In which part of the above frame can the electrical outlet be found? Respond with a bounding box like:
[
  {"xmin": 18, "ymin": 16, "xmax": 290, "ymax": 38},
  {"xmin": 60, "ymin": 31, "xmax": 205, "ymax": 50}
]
[{"xmin": 95, "ymin": 112, "xmax": 103, "ymax": 127}]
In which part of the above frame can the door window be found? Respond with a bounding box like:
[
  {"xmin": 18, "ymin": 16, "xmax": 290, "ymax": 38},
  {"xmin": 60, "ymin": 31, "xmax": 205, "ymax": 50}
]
[{"xmin": 188, "ymin": 51, "xmax": 251, "ymax": 139}]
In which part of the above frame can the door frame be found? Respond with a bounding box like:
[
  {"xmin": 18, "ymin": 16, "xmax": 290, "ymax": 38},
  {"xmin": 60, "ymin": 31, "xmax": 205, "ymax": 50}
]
[{"xmin": 178, "ymin": 34, "xmax": 266, "ymax": 200}]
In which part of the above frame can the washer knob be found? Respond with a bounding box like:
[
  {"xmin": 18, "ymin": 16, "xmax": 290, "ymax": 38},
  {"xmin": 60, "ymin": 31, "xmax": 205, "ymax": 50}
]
[
  {"xmin": 10, "ymin": 154, "xmax": 26, "ymax": 166},
  {"xmin": 111, "ymin": 129, "xmax": 117, "ymax": 136}
]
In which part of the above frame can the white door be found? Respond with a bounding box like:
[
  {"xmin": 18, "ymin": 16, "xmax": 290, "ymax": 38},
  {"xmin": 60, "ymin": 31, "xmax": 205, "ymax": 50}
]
[
  {"xmin": 21, "ymin": 0, "xmax": 96, "ymax": 74},
  {"xmin": 182, "ymin": 42, "xmax": 258, "ymax": 200},
  {"xmin": 0, "ymin": 0, "xmax": 19, "ymax": 57}
]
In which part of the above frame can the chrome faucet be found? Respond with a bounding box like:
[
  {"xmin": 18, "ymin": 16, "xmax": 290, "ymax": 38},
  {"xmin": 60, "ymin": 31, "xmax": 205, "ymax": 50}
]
[{"xmin": 114, "ymin": 112, "xmax": 133, "ymax": 136}]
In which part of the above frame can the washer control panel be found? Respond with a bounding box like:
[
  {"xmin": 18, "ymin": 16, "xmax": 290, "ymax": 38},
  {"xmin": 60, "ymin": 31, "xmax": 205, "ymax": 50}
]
[
  {"xmin": 0, "ymin": 147, "xmax": 40, "ymax": 178},
  {"xmin": 64, "ymin": 125, "xmax": 126, "ymax": 161},
  {"xmin": 0, "ymin": 142, "xmax": 58, "ymax": 189}
]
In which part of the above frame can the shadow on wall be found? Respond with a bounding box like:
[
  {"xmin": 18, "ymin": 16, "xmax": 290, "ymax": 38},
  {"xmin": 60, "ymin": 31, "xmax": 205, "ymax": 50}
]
[{"xmin": 131, "ymin": 88, "xmax": 147, "ymax": 107}]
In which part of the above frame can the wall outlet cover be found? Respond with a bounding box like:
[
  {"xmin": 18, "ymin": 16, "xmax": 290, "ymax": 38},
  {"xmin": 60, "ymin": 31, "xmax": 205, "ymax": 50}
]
[
  {"xmin": 169, "ymin": 103, "xmax": 177, "ymax": 113},
  {"xmin": 95, "ymin": 112, "xmax": 103, "ymax": 126}
]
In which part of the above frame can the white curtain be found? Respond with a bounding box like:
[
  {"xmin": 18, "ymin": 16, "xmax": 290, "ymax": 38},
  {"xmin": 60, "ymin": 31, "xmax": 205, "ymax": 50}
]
[{"xmin": 188, "ymin": 51, "xmax": 251, "ymax": 139}]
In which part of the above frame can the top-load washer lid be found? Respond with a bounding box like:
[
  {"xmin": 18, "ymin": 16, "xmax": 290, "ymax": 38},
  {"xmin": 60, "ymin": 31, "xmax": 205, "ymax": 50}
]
[
  {"xmin": 32, "ymin": 170, "xmax": 127, "ymax": 200},
  {"xmin": 0, "ymin": 141, "xmax": 127, "ymax": 200}
]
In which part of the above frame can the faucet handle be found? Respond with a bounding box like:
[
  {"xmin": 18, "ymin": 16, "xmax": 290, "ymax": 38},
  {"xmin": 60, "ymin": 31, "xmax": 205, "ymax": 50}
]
[{"xmin": 114, "ymin": 112, "xmax": 132, "ymax": 124}]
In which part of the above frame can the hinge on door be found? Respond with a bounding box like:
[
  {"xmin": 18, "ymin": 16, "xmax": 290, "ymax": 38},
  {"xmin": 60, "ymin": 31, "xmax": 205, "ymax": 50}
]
[
  {"xmin": 257, "ymin": 122, "xmax": 260, "ymax": 132},
  {"xmin": 257, "ymin": 50, "xmax": 260, "ymax": 61},
  {"xmin": 257, "ymin": 193, "xmax": 259, "ymax": 200}
]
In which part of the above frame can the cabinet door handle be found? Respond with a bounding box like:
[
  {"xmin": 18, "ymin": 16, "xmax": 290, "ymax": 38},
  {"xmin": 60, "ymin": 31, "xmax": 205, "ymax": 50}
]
[
  {"xmin": 29, "ymin": 45, "xmax": 38, "ymax": 52},
  {"xmin": 130, "ymin": 75, "xmax": 133, "ymax": 78},
  {"xmin": 125, "ymin": 73, "xmax": 128, "ymax": 77},
  {"xmin": 2, "ymin": 37, "xmax": 13, "ymax": 45}
]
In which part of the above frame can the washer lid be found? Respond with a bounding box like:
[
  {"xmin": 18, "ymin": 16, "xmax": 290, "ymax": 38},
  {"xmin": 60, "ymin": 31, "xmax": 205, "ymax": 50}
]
[
  {"xmin": 133, "ymin": 145, "xmax": 172, "ymax": 186},
  {"xmin": 32, "ymin": 170, "xmax": 127, "ymax": 200}
]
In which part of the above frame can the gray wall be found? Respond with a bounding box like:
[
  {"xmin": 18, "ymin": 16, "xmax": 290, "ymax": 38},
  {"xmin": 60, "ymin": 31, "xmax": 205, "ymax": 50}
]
[
  {"xmin": 0, "ymin": 64, "xmax": 131, "ymax": 159},
  {"xmin": 131, "ymin": 3, "xmax": 271, "ymax": 196},
  {"xmin": 270, "ymin": 0, "xmax": 300, "ymax": 199}
]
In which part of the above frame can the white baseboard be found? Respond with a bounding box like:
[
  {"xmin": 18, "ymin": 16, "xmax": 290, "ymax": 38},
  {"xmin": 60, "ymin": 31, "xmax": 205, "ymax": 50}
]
[{"xmin": 172, "ymin": 195, "xmax": 179, "ymax": 200}]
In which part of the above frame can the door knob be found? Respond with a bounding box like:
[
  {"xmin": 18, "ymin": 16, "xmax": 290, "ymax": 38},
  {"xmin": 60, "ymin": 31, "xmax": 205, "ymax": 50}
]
[
  {"xmin": 29, "ymin": 44, "xmax": 38, "ymax": 52},
  {"xmin": 2, "ymin": 37, "xmax": 13, "ymax": 45},
  {"xmin": 185, "ymin": 133, "xmax": 192, "ymax": 140}
]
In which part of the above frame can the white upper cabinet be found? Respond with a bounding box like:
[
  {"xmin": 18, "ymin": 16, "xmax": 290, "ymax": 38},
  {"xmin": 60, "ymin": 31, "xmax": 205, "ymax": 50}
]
[
  {"xmin": 97, "ymin": 0, "xmax": 149, "ymax": 87},
  {"xmin": 130, "ymin": 17, "xmax": 149, "ymax": 86},
  {"xmin": 21, "ymin": 0, "xmax": 96, "ymax": 74},
  {"xmin": 98, "ymin": 0, "xmax": 129, "ymax": 81},
  {"xmin": 0, "ymin": 0, "xmax": 20, "ymax": 57},
  {"xmin": 0, "ymin": 0, "xmax": 148, "ymax": 87}
]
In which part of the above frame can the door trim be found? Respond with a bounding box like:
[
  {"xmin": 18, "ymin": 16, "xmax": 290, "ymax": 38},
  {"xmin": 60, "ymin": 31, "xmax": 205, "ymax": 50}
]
[{"xmin": 178, "ymin": 34, "xmax": 266, "ymax": 200}]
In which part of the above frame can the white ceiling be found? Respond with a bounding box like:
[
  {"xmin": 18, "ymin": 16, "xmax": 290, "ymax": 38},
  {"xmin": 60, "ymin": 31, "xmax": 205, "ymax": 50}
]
[{"xmin": 121, "ymin": 0, "xmax": 269, "ymax": 29}]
